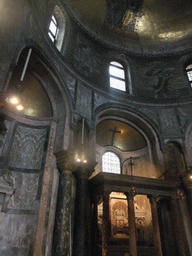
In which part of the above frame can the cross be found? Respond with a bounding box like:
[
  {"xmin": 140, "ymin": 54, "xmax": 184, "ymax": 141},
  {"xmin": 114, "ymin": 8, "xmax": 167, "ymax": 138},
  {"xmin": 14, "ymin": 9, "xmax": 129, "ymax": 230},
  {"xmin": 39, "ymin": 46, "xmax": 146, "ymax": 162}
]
[
  {"xmin": 129, "ymin": 157, "xmax": 134, "ymax": 176},
  {"xmin": 109, "ymin": 127, "xmax": 121, "ymax": 146}
]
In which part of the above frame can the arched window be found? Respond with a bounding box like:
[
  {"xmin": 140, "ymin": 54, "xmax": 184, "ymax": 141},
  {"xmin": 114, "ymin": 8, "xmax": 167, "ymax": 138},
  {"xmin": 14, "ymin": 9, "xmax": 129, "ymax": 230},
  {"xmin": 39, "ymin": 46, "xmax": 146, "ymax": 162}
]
[
  {"xmin": 48, "ymin": 15, "xmax": 59, "ymax": 43},
  {"xmin": 186, "ymin": 64, "xmax": 192, "ymax": 87},
  {"xmin": 109, "ymin": 61, "xmax": 126, "ymax": 92},
  {"xmin": 102, "ymin": 151, "xmax": 121, "ymax": 174},
  {"xmin": 48, "ymin": 6, "xmax": 66, "ymax": 51}
]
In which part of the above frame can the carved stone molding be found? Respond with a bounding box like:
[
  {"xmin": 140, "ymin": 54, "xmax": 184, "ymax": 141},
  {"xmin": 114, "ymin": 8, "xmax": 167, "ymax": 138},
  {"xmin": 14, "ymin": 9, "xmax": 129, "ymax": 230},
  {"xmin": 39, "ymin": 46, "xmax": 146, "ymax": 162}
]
[
  {"xmin": 0, "ymin": 169, "xmax": 14, "ymax": 212},
  {"xmin": 55, "ymin": 150, "xmax": 76, "ymax": 172},
  {"xmin": 74, "ymin": 161, "xmax": 97, "ymax": 179}
]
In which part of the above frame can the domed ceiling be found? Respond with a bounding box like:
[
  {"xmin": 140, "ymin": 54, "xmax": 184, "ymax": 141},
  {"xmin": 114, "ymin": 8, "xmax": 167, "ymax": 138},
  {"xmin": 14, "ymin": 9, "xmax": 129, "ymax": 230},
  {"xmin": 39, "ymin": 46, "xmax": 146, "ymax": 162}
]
[{"xmin": 65, "ymin": 0, "xmax": 192, "ymax": 54}]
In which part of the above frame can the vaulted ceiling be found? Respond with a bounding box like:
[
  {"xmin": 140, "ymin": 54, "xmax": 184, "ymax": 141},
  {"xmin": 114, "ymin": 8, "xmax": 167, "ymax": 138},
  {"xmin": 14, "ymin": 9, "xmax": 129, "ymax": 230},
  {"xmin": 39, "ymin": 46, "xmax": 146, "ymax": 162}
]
[{"xmin": 65, "ymin": 0, "xmax": 192, "ymax": 54}]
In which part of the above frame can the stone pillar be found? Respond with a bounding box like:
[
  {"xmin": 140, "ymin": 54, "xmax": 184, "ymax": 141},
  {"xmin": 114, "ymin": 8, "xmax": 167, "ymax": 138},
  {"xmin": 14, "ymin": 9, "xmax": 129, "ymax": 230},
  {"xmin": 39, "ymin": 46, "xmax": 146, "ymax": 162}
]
[
  {"xmin": 182, "ymin": 172, "xmax": 192, "ymax": 222},
  {"xmin": 52, "ymin": 150, "xmax": 76, "ymax": 256},
  {"xmin": 92, "ymin": 195, "xmax": 99, "ymax": 256},
  {"xmin": 149, "ymin": 196, "xmax": 163, "ymax": 256},
  {"xmin": 157, "ymin": 198, "xmax": 178, "ymax": 256},
  {"xmin": 125, "ymin": 193, "xmax": 137, "ymax": 256},
  {"xmin": 73, "ymin": 163, "xmax": 94, "ymax": 256},
  {"xmin": 170, "ymin": 197, "xmax": 191, "ymax": 256},
  {"xmin": 102, "ymin": 190, "xmax": 111, "ymax": 256}
]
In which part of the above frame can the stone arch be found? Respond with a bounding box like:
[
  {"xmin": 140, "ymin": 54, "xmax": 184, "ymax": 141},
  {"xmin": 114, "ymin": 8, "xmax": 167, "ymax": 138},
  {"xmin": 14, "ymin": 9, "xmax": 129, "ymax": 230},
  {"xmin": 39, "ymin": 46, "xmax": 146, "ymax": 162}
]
[
  {"xmin": 95, "ymin": 104, "xmax": 163, "ymax": 177},
  {"xmin": 0, "ymin": 45, "xmax": 75, "ymax": 255},
  {"xmin": 2, "ymin": 45, "xmax": 73, "ymax": 152}
]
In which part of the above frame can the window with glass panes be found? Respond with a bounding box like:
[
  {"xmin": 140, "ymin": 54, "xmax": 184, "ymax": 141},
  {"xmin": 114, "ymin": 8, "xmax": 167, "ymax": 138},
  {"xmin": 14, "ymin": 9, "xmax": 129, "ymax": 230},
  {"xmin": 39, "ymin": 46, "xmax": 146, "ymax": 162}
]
[
  {"xmin": 48, "ymin": 15, "xmax": 59, "ymax": 43},
  {"xmin": 109, "ymin": 61, "xmax": 126, "ymax": 91},
  {"xmin": 102, "ymin": 152, "xmax": 121, "ymax": 174},
  {"xmin": 186, "ymin": 64, "xmax": 192, "ymax": 88}
]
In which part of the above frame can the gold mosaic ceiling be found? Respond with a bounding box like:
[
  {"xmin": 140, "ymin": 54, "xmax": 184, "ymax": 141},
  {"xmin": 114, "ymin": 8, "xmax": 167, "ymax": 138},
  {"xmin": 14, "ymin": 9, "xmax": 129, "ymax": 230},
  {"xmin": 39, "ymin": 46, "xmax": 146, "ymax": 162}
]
[{"xmin": 66, "ymin": 0, "xmax": 192, "ymax": 50}]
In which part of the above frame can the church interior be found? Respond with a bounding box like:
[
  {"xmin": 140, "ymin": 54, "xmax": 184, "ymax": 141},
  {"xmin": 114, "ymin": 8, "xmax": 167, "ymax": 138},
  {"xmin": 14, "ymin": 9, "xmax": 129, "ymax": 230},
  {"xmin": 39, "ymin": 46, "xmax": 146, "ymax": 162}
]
[{"xmin": 0, "ymin": 0, "xmax": 192, "ymax": 255}]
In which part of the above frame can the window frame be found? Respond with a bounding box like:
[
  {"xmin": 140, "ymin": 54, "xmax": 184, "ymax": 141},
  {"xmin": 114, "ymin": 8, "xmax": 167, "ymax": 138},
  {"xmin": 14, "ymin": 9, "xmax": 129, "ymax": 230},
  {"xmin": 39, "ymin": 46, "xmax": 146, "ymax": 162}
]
[
  {"xmin": 102, "ymin": 151, "xmax": 121, "ymax": 174},
  {"xmin": 109, "ymin": 61, "xmax": 128, "ymax": 93},
  {"xmin": 48, "ymin": 5, "xmax": 67, "ymax": 51},
  {"xmin": 186, "ymin": 64, "xmax": 192, "ymax": 88},
  {"xmin": 48, "ymin": 14, "xmax": 59, "ymax": 43}
]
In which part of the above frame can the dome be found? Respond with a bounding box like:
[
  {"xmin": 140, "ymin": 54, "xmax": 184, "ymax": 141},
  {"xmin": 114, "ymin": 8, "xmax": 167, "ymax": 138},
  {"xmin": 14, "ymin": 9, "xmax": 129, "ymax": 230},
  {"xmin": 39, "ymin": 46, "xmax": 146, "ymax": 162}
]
[{"xmin": 64, "ymin": 0, "xmax": 192, "ymax": 55}]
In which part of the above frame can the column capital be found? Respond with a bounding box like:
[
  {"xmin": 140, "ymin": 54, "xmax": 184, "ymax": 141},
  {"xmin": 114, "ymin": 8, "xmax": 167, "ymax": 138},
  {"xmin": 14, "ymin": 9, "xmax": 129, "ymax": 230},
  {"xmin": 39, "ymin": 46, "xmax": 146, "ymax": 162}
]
[
  {"xmin": 147, "ymin": 194, "xmax": 159, "ymax": 203},
  {"xmin": 102, "ymin": 189, "xmax": 111, "ymax": 200},
  {"xmin": 74, "ymin": 161, "xmax": 97, "ymax": 179},
  {"xmin": 54, "ymin": 150, "xmax": 76, "ymax": 172},
  {"xmin": 124, "ymin": 186, "xmax": 136, "ymax": 198}
]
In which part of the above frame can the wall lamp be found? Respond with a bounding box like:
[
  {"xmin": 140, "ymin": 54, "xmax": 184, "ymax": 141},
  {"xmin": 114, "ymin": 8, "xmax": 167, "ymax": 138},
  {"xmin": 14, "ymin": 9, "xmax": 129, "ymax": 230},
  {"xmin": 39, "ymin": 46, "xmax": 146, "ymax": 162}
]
[{"xmin": 6, "ymin": 48, "xmax": 32, "ymax": 111}]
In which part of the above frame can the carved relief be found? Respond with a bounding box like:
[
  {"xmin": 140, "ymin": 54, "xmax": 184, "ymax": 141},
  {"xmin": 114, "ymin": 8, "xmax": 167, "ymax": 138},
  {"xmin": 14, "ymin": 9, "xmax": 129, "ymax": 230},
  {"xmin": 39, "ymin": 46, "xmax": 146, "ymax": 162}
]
[
  {"xmin": 8, "ymin": 125, "xmax": 47, "ymax": 170},
  {"xmin": 112, "ymin": 200, "xmax": 128, "ymax": 236},
  {"xmin": 97, "ymin": 193, "xmax": 152, "ymax": 244}
]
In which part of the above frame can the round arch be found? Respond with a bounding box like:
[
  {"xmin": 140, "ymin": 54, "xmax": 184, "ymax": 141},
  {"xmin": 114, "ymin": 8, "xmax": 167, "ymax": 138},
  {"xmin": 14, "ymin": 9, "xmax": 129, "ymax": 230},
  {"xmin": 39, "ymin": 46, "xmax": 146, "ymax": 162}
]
[
  {"xmin": 2, "ymin": 45, "xmax": 73, "ymax": 152},
  {"xmin": 95, "ymin": 105, "xmax": 164, "ymax": 178}
]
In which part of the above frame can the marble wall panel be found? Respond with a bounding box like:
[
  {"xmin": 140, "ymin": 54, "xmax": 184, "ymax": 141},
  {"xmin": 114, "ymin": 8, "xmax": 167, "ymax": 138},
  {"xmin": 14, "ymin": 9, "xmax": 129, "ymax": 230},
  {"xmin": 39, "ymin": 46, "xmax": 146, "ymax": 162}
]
[
  {"xmin": 7, "ymin": 172, "xmax": 39, "ymax": 211},
  {"xmin": 8, "ymin": 125, "xmax": 47, "ymax": 170},
  {"xmin": 0, "ymin": 211, "xmax": 38, "ymax": 256},
  {"xmin": 76, "ymin": 82, "xmax": 92, "ymax": 119},
  {"xmin": 94, "ymin": 92, "xmax": 109, "ymax": 110},
  {"xmin": 159, "ymin": 108, "xmax": 181, "ymax": 138}
]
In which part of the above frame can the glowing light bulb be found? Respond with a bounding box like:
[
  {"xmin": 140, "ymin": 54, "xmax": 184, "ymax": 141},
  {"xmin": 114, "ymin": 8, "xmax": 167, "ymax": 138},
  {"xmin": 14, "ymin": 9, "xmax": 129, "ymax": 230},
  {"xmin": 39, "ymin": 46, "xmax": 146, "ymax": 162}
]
[
  {"xmin": 9, "ymin": 96, "xmax": 19, "ymax": 105},
  {"xmin": 16, "ymin": 104, "xmax": 24, "ymax": 111}
]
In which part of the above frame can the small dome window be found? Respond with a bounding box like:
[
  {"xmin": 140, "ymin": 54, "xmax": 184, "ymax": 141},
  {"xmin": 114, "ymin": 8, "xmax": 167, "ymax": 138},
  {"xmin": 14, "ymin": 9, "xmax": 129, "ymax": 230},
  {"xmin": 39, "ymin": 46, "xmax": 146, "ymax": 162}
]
[
  {"xmin": 102, "ymin": 151, "xmax": 121, "ymax": 174},
  {"xmin": 48, "ymin": 6, "xmax": 66, "ymax": 51},
  {"xmin": 186, "ymin": 64, "xmax": 192, "ymax": 88},
  {"xmin": 48, "ymin": 15, "xmax": 59, "ymax": 43},
  {"xmin": 109, "ymin": 61, "xmax": 126, "ymax": 92}
]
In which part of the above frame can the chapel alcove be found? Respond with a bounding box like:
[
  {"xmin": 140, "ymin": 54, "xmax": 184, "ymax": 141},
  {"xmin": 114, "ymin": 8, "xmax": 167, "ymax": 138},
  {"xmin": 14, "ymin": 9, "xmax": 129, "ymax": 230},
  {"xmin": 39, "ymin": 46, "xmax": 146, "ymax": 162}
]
[
  {"xmin": 97, "ymin": 193, "xmax": 153, "ymax": 244},
  {"xmin": 5, "ymin": 47, "xmax": 53, "ymax": 118},
  {"xmin": 0, "ymin": 46, "xmax": 67, "ymax": 255},
  {"xmin": 94, "ymin": 118, "xmax": 157, "ymax": 178}
]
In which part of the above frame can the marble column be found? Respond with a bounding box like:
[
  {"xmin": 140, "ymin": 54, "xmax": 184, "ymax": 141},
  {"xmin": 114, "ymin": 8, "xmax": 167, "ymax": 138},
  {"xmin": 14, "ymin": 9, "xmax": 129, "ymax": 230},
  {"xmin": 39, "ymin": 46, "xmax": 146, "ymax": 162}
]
[
  {"xmin": 92, "ymin": 195, "xmax": 100, "ymax": 256},
  {"xmin": 170, "ymin": 197, "xmax": 191, "ymax": 256},
  {"xmin": 52, "ymin": 150, "xmax": 76, "ymax": 256},
  {"xmin": 102, "ymin": 190, "xmax": 111, "ymax": 256},
  {"xmin": 73, "ymin": 163, "xmax": 94, "ymax": 256},
  {"xmin": 157, "ymin": 198, "xmax": 178, "ymax": 256},
  {"xmin": 182, "ymin": 172, "xmax": 192, "ymax": 222},
  {"xmin": 125, "ymin": 193, "xmax": 137, "ymax": 256},
  {"xmin": 149, "ymin": 196, "xmax": 163, "ymax": 256}
]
